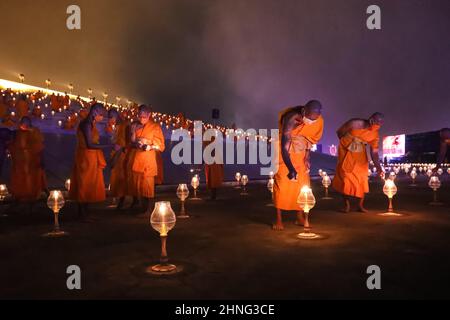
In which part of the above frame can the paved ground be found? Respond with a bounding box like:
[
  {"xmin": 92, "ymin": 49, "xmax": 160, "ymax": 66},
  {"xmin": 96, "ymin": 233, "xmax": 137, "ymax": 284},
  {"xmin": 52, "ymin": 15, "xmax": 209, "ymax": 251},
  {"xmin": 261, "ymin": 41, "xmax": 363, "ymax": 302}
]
[{"xmin": 0, "ymin": 174, "xmax": 449, "ymax": 299}]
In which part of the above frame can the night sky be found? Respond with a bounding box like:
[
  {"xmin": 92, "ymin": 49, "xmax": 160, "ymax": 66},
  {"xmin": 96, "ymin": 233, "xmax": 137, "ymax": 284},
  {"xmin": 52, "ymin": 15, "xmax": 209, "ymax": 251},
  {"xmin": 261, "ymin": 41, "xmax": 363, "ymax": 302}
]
[{"xmin": 1, "ymin": 0, "xmax": 449, "ymax": 148}]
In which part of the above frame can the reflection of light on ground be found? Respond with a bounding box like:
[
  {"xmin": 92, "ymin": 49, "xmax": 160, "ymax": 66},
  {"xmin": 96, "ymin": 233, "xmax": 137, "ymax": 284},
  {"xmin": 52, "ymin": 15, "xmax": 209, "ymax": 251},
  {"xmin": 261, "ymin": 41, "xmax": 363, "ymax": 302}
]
[
  {"xmin": 297, "ymin": 232, "xmax": 322, "ymax": 240},
  {"xmin": 377, "ymin": 212, "xmax": 403, "ymax": 217}
]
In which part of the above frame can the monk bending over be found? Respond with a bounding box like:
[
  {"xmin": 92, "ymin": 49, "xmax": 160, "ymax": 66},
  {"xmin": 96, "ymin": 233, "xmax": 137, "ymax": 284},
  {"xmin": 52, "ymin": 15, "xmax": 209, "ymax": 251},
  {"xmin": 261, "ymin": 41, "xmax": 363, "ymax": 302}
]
[
  {"xmin": 273, "ymin": 100, "xmax": 324, "ymax": 231},
  {"xmin": 126, "ymin": 105, "xmax": 165, "ymax": 212},
  {"xmin": 332, "ymin": 113, "xmax": 385, "ymax": 213},
  {"xmin": 69, "ymin": 103, "xmax": 111, "ymax": 221}
]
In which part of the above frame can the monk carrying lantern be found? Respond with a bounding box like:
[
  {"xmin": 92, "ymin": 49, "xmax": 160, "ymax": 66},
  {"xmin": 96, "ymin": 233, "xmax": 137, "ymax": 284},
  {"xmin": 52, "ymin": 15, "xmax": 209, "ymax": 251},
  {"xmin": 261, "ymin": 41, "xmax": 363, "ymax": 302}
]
[
  {"xmin": 332, "ymin": 113, "xmax": 385, "ymax": 213},
  {"xmin": 126, "ymin": 105, "xmax": 165, "ymax": 212},
  {"xmin": 272, "ymin": 100, "xmax": 324, "ymax": 231}
]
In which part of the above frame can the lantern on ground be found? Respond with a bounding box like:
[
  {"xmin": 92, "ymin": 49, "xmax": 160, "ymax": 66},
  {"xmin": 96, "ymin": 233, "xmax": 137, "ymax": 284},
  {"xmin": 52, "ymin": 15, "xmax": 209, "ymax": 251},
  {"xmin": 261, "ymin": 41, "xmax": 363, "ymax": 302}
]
[
  {"xmin": 65, "ymin": 179, "xmax": 71, "ymax": 193},
  {"xmin": 379, "ymin": 179, "xmax": 401, "ymax": 216},
  {"xmin": 240, "ymin": 175, "xmax": 249, "ymax": 195},
  {"xmin": 394, "ymin": 167, "xmax": 400, "ymax": 175},
  {"xmin": 148, "ymin": 201, "xmax": 177, "ymax": 273},
  {"xmin": 0, "ymin": 184, "xmax": 8, "ymax": 201},
  {"xmin": 0, "ymin": 184, "xmax": 9, "ymax": 217},
  {"xmin": 176, "ymin": 184, "xmax": 190, "ymax": 219},
  {"xmin": 297, "ymin": 186, "xmax": 320, "ymax": 239},
  {"xmin": 426, "ymin": 169, "xmax": 433, "ymax": 178},
  {"xmin": 447, "ymin": 168, "xmax": 450, "ymax": 175},
  {"xmin": 43, "ymin": 190, "xmax": 67, "ymax": 237},
  {"xmin": 318, "ymin": 169, "xmax": 323, "ymax": 177},
  {"xmin": 428, "ymin": 176, "xmax": 442, "ymax": 206},
  {"xmin": 235, "ymin": 172, "xmax": 241, "ymax": 189},
  {"xmin": 404, "ymin": 167, "xmax": 409, "ymax": 175},
  {"xmin": 190, "ymin": 175, "xmax": 201, "ymax": 200},
  {"xmin": 321, "ymin": 174, "xmax": 332, "ymax": 200},
  {"xmin": 45, "ymin": 79, "xmax": 51, "ymax": 89},
  {"xmin": 19, "ymin": 74, "xmax": 25, "ymax": 83},
  {"xmin": 410, "ymin": 170, "xmax": 417, "ymax": 186},
  {"xmin": 269, "ymin": 171, "xmax": 274, "ymax": 179},
  {"xmin": 437, "ymin": 168, "xmax": 443, "ymax": 176},
  {"xmin": 266, "ymin": 178, "xmax": 274, "ymax": 206}
]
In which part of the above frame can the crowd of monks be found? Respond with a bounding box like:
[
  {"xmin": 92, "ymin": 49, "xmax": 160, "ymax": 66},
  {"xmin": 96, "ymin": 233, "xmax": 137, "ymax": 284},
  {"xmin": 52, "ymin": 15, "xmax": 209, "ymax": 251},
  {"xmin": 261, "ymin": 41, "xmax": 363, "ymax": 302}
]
[
  {"xmin": 0, "ymin": 89, "xmax": 225, "ymax": 220},
  {"xmin": 1, "ymin": 88, "xmax": 448, "ymax": 229}
]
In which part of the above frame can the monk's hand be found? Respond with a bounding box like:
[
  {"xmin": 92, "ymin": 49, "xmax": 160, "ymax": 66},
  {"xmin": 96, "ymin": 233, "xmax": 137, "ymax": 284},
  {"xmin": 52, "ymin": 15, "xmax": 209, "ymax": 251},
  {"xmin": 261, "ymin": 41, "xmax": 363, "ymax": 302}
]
[
  {"xmin": 288, "ymin": 170, "xmax": 298, "ymax": 181},
  {"xmin": 378, "ymin": 170, "xmax": 385, "ymax": 180}
]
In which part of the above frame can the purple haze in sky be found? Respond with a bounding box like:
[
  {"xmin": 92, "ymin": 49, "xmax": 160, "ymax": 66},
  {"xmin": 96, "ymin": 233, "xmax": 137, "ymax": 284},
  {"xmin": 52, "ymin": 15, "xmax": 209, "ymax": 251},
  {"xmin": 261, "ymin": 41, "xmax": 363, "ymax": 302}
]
[{"xmin": 1, "ymin": 0, "xmax": 449, "ymax": 149}]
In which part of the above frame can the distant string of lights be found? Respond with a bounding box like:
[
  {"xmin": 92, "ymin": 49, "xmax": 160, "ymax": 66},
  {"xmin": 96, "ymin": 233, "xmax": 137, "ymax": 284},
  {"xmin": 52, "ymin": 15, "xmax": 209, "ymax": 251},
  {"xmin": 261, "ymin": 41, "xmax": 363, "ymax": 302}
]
[{"xmin": 0, "ymin": 75, "xmax": 272, "ymax": 141}]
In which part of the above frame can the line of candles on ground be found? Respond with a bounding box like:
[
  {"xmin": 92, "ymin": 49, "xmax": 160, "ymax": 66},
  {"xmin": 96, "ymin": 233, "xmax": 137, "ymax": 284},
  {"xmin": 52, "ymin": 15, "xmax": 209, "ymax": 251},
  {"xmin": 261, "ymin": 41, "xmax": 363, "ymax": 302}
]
[{"xmin": 1, "ymin": 161, "xmax": 448, "ymax": 272}]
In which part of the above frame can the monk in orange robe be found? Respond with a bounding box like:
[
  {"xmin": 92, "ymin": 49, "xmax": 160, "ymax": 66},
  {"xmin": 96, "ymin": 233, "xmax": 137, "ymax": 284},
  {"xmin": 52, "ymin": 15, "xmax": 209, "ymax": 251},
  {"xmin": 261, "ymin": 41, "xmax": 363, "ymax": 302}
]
[
  {"xmin": 0, "ymin": 95, "xmax": 9, "ymax": 120},
  {"xmin": 155, "ymin": 151, "xmax": 164, "ymax": 185},
  {"xmin": 126, "ymin": 105, "xmax": 165, "ymax": 211},
  {"xmin": 69, "ymin": 103, "xmax": 110, "ymax": 221},
  {"xmin": 9, "ymin": 117, "xmax": 47, "ymax": 208},
  {"xmin": 332, "ymin": 113, "xmax": 385, "ymax": 212},
  {"xmin": 50, "ymin": 94, "xmax": 60, "ymax": 112},
  {"xmin": 108, "ymin": 109, "xmax": 130, "ymax": 209},
  {"xmin": 15, "ymin": 95, "xmax": 29, "ymax": 119},
  {"xmin": 204, "ymin": 135, "xmax": 224, "ymax": 200},
  {"xmin": 272, "ymin": 100, "xmax": 324, "ymax": 231}
]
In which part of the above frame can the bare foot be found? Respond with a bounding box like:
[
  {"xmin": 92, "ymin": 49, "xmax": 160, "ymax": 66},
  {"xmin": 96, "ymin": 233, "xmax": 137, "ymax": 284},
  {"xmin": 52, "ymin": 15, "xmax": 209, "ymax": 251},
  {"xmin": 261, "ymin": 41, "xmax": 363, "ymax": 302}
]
[
  {"xmin": 339, "ymin": 199, "xmax": 351, "ymax": 213},
  {"xmin": 358, "ymin": 206, "xmax": 369, "ymax": 213},
  {"xmin": 272, "ymin": 221, "xmax": 284, "ymax": 231}
]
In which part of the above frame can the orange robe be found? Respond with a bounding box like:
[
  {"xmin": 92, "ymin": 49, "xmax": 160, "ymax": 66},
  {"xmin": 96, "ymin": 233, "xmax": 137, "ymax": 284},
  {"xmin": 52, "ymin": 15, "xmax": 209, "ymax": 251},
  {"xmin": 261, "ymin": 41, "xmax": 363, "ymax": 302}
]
[
  {"xmin": 273, "ymin": 112, "xmax": 324, "ymax": 211},
  {"xmin": 0, "ymin": 100, "xmax": 8, "ymax": 120},
  {"xmin": 126, "ymin": 122, "xmax": 165, "ymax": 198},
  {"xmin": 69, "ymin": 123, "xmax": 107, "ymax": 202},
  {"xmin": 10, "ymin": 128, "xmax": 47, "ymax": 201},
  {"xmin": 332, "ymin": 128, "xmax": 379, "ymax": 198},
  {"xmin": 203, "ymin": 139, "xmax": 224, "ymax": 189},
  {"xmin": 110, "ymin": 121, "xmax": 130, "ymax": 197},
  {"xmin": 15, "ymin": 100, "xmax": 29, "ymax": 119},
  {"xmin": 155, "ymin": 151, "xmax": 164, "ymax": 185}
]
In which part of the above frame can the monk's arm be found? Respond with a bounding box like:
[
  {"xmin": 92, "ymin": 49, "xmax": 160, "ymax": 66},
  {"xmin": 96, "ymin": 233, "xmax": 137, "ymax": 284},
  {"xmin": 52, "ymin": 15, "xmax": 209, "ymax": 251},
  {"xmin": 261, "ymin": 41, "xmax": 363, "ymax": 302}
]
[
  {"xmin": 280, "ymin": 111, "xmax": 297, "ymax": 179},
  {"xmin": 336, "ymin": 121, "xmax": 352, "ymax": 139},
  {"xmin": 81, "ymin": 122, "xmax": 109, "ymax": 150},
  {"xmin": 152, "ymin": 125, "xmax": 165, "ymax": 152}
]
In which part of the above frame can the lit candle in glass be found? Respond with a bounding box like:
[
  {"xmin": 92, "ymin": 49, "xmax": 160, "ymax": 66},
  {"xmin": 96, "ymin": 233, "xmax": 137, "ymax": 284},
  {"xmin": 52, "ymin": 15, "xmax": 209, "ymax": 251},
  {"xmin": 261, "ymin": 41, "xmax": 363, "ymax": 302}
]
[
  {"xmin": 240, "ymin": 175, "xmax": 249, "ymax": 195},
  {"xmin": 190, "ymin": 175, "xmax": 201, "ymax": 200},
  {"xmin": 176, "ymin": 183, "xmax": 190, "ymax": 218},
  {"xmin": 321, "ymin": 174, "xmax": 332, "ymax": 199},
  {"xmin": 148, "ymin": 201, "xmax": 177, "ymax": 273},
  {"xmin": 44, "ymin": 190, "xmax": 67, "ymax": 237},
  {"xmin": 428, "ymin": 176, "xmax": 442, "ymax": 206}
]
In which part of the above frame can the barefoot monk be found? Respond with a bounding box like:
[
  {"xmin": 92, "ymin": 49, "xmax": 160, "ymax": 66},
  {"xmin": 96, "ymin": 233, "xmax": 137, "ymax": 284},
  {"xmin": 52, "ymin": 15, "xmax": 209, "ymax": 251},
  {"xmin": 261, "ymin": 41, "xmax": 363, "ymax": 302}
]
[
  {"xmin": 273, "ymin": 100, "xmax": 324, "ymax": 231},
  {"xmin": 332, "ymin": 113, "xmax": 385, "ymax": 213}
]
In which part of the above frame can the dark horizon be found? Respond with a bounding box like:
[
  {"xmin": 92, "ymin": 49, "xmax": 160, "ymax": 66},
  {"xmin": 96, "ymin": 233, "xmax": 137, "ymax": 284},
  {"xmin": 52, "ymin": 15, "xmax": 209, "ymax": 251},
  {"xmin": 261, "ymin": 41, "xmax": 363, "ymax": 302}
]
[{"xmin": 1, "ymin": 0, "xmax": 449, "ymax": 149}]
